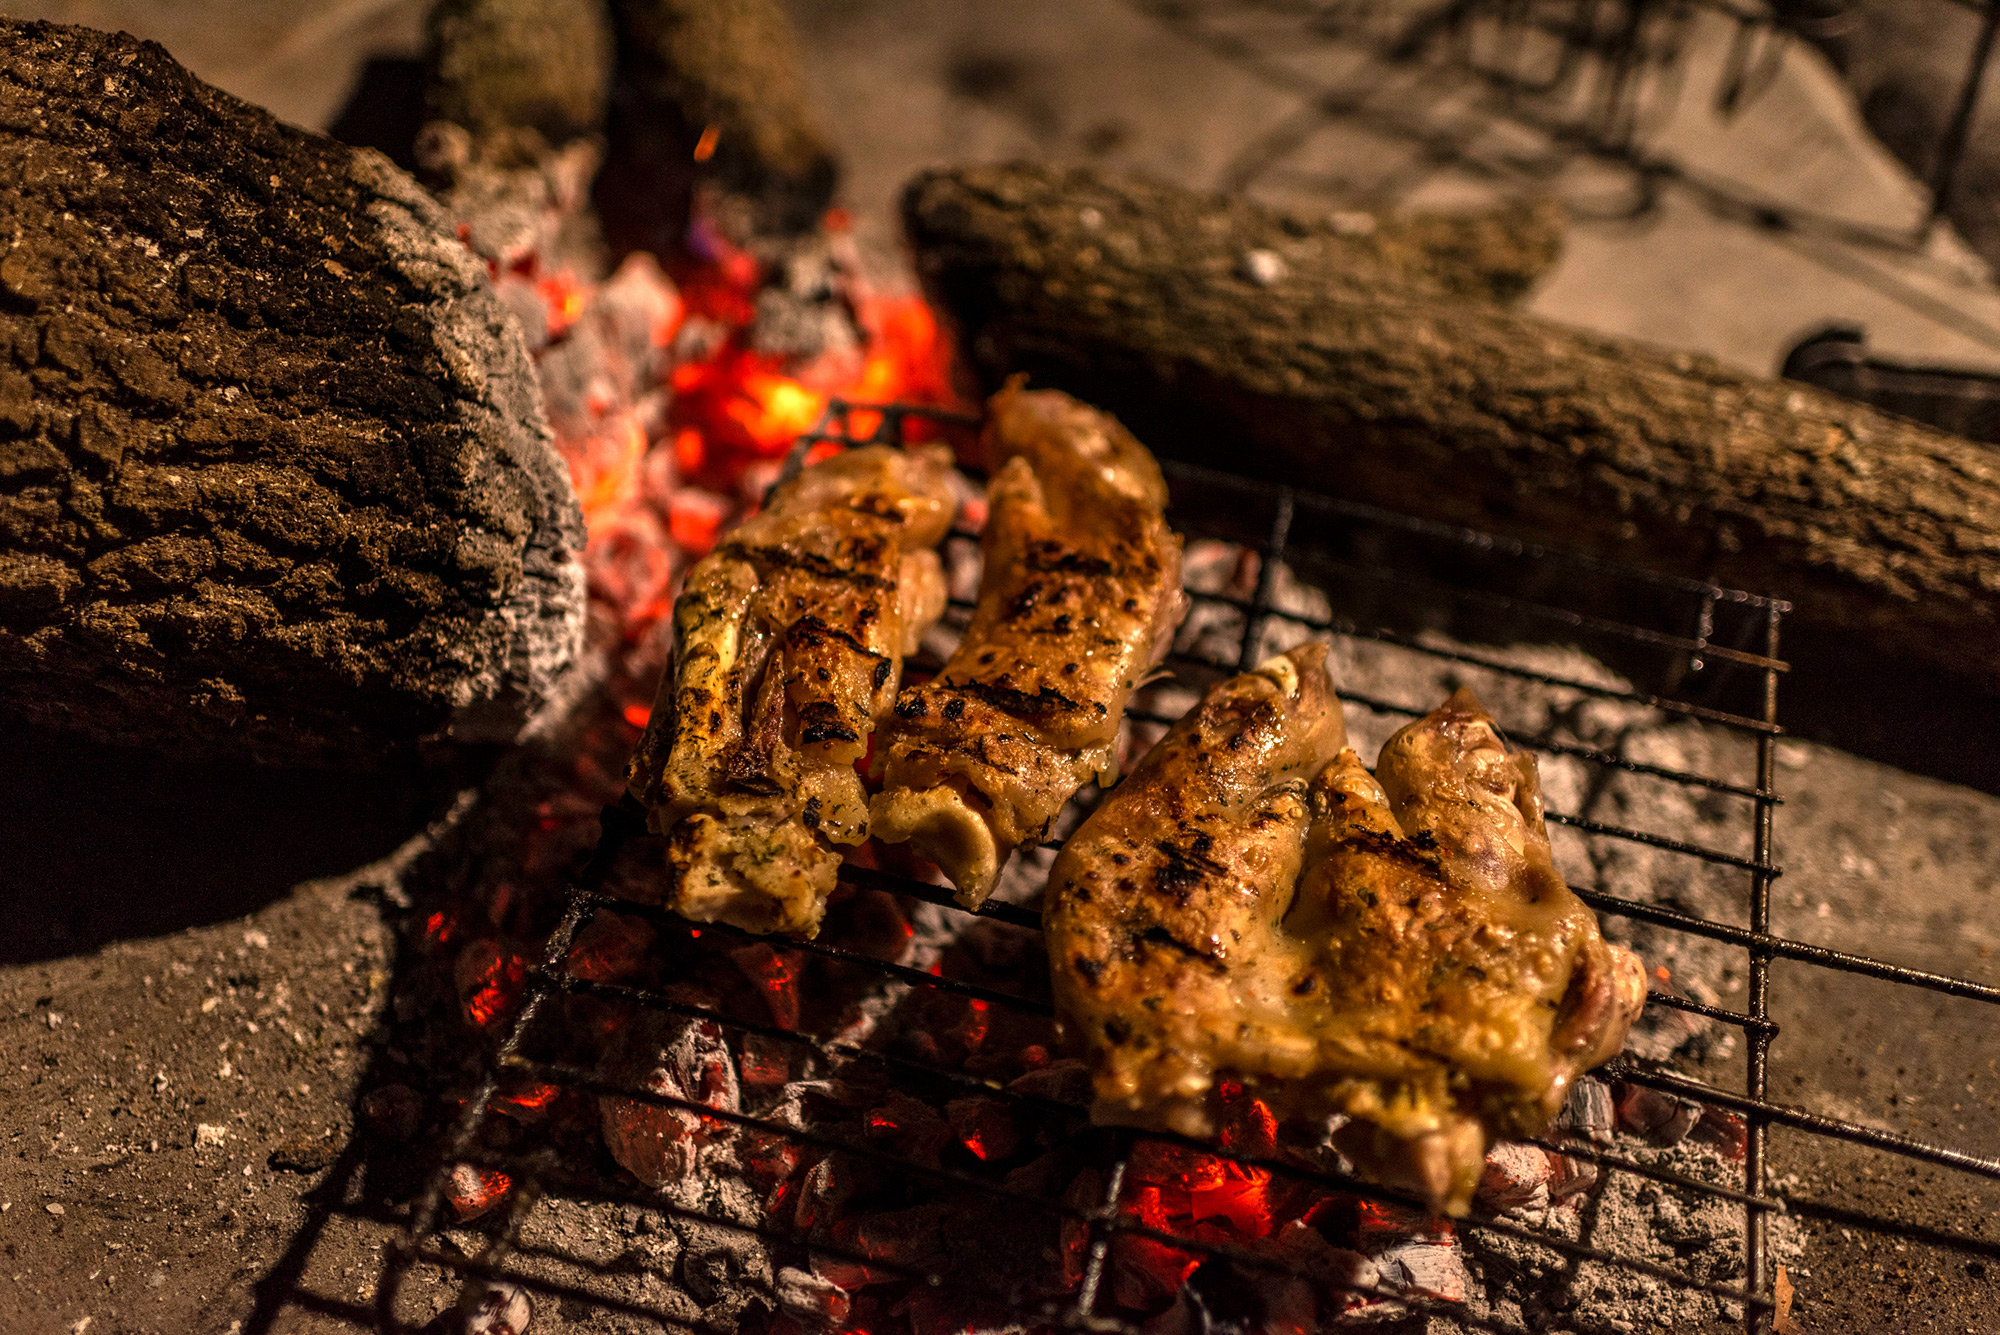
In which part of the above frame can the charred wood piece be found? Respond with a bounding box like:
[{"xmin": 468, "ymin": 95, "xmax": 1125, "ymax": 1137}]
[
  {"xmin": 598, "ymin": 0, "xmax": 839, "ymax": 254},
  {"xmin": 0, "ymin": 20, "xmax": 585, "ymax": 765},
  {"xmin": 425, "ymin": 0, "xmax": 615, "ymax": 167}
]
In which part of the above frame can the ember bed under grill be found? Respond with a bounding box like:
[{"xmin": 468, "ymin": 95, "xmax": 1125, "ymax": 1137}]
[{"xmin": 327, "ymin": 399, "xmax": 2000, "ymax": 1335}]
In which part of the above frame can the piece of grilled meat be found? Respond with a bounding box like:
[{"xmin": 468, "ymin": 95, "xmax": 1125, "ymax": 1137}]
[
  {"xmin": 1046, "ymin": 643, "xmax": 1347, "ymax": 1133},
  {"xmin": 870, "ymin": 382, "xmax": 1185, "ymax": 906},
  {"xmin": 1048, "ymin": 661, "xmax": 1645, "ymax": 1215},
  {"xmin": 627, "ymin": 444, "xmax": 956, "ymax": 936}
]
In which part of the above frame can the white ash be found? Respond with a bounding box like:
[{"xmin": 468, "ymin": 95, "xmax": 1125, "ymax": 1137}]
[
  {"xmin": 1436, "ymin": 1137, "xmax": 1803, "ymax": 1335},
  {"xmin": 454, "ymin": 1278, "xmax": 533, "ymax": 1335}
]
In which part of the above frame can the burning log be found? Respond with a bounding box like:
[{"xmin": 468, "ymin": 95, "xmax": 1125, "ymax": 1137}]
[
  {"xmin": 598, "ymin": 0, "xmax": 839, "ymax": 254},
  {"xmin": 0, "ymin": 20, "xmax": 586, "ymax": 765},
  {"xmin": 906, "ymin": 162, "xmax": 2000, "ymax": 704},
  {"xmin": 425, "ymin": 0, "xmax": 615, "ymax": 165}
]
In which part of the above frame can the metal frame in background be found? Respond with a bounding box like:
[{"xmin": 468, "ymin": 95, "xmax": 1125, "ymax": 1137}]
[{"xmin": 375, "ymin": 401, "xmax": 2000, "ymax": 1335}]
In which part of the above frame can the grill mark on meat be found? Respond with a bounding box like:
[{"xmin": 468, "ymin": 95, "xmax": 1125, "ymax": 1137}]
[
  {"xmin": 1337, "ymin": 827, "xmax": 1444, "ymax": 870},
  {"xmin": 938, "ymin": 678, "xmax": 1100, "ymax": 718},
  {"xmin": 1133, "ymin": 924, "xmax": 1225, "ymax": 968},
  {"xmin": 796, "ymin": 701, "xmax": 861, "ymax": 746},
  {"xmin": 723, "ymin": 542, "xmax": 897, "ymax": 590},
  {"xmin": 1005, "ymin": 581, "xmax": 1047, "ymax": 621},
  {"xmin": 1152, "ymin": 837, "xmax": 1229, "ymax": 901},
  {"xmin": 1023, "ymin": 542, "xmax": 1116, "ymax": 577},
  {"xmin": 787, "ymin": 614, "xmax": 892, "ymax": 662}
]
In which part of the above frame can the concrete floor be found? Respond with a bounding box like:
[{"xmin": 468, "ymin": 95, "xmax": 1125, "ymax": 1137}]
[{"xmin": 2, "ymin": 3, "xmax": 1999, "ymax": 1333}]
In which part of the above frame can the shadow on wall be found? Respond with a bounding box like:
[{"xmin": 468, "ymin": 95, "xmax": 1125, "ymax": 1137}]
[
  {"xmin": 1810, "ymin": 0, "xmax": 2000, "ymax": 271},
  {"xmin": 0, "ymin": 721, "xmax": 475, "ymax": 965}
]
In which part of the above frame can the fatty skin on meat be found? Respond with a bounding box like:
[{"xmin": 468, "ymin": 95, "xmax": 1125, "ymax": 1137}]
[
  {"xmin": 627, "ymin": 444, "xmax": 956, "ymax": 936},
  {"xmin": 1047, "ymin": 645, "xmax": 1645, "ymax": 1214}
]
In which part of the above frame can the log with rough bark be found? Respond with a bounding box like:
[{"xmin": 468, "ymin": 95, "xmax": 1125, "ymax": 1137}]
[
  {"xmin": 0, "ymin": 20, "xmax": 586, "ymax": 767},
  {"xmin": 905, "ymin": 162, "xmax": 2000, "ymax": 701}
]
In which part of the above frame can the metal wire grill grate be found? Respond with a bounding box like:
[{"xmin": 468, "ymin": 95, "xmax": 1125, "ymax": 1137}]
[{"xmin": 374, "ymin": 401, "xmax": 2000, "ymax": 1335}]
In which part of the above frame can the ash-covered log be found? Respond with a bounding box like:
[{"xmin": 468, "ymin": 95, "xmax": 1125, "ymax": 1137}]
[
  {"xmin": 0, "ymin": 20, "xmax": 585, "ymax": 766},
  {"xmin": 906, "ymin": 162, "xmax": 2000, "ymax": 705}
]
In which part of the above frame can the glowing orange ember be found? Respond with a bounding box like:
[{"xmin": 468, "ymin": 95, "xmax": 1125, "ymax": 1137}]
[
  {"xmin": 422, "ymin": 909, "xmax": 457, "ymax": 947},
  {"xmin": 666, "ymin": 487, "xmax": 731, "ymax": 557},
  {"xmin": 446, "ymin": 1162, "xmax": 512, "ymax": 1221},
  {"xmin": 482, "ymin": 196, "xmax": 964, "ymax": 680},
  {"xmin": 491, "ymin": 1081, "xmax": 563, "ymax": 1121},
  {"xmin": 730, "ymin": 941, "xmax": 801, "ymax": 1030},
  {"xmin": 537, "ymin": 270, "xmax": 590, "ymax": 338},
  {"xmin": 455, "ymin": 939, "xmax": 528, "ymax": 1029},
  {"xmin": 567, "ymin": 911, "xmax": 657, "ymax": 984}
]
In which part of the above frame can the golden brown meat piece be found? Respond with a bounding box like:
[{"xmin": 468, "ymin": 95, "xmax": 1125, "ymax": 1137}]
[
  {"xmin": 627, "ymin": 444, "xmax": 956, "ymax": 936},
  {"xmin": 1046, "ymin": 644, "xmax": 1348, "ymax": 1133},
  {"xmin": 1048, "ymin": 659, "xmax": 1645, "ymax": 1215},
  {"xmin": 870, "ymin": 382, "xmax": 1185, "ymax": 907}
]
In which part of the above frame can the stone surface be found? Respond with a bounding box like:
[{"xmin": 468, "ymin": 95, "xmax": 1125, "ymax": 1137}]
[{"xmin": 0, "ymin": 20, "xmax": 585, "ymax": 765}]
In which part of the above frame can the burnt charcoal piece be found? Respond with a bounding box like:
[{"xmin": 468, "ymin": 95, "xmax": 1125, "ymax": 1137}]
[
  {"xmin": 597, "ymin": 0, "xmax": 839, "ymax": 254},
  {"xmin": 0, "ymin": 20, "xmax": 585, "ymax": 766},
  {"xmin": 905, "ymin": 161, "xmax": 2000, "ymax": 711}
]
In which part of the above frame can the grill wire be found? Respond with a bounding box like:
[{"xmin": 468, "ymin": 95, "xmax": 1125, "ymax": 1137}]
[{"xmin": 371, "ymin": 401, "xmax": 2000, "ymax": 1335}]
